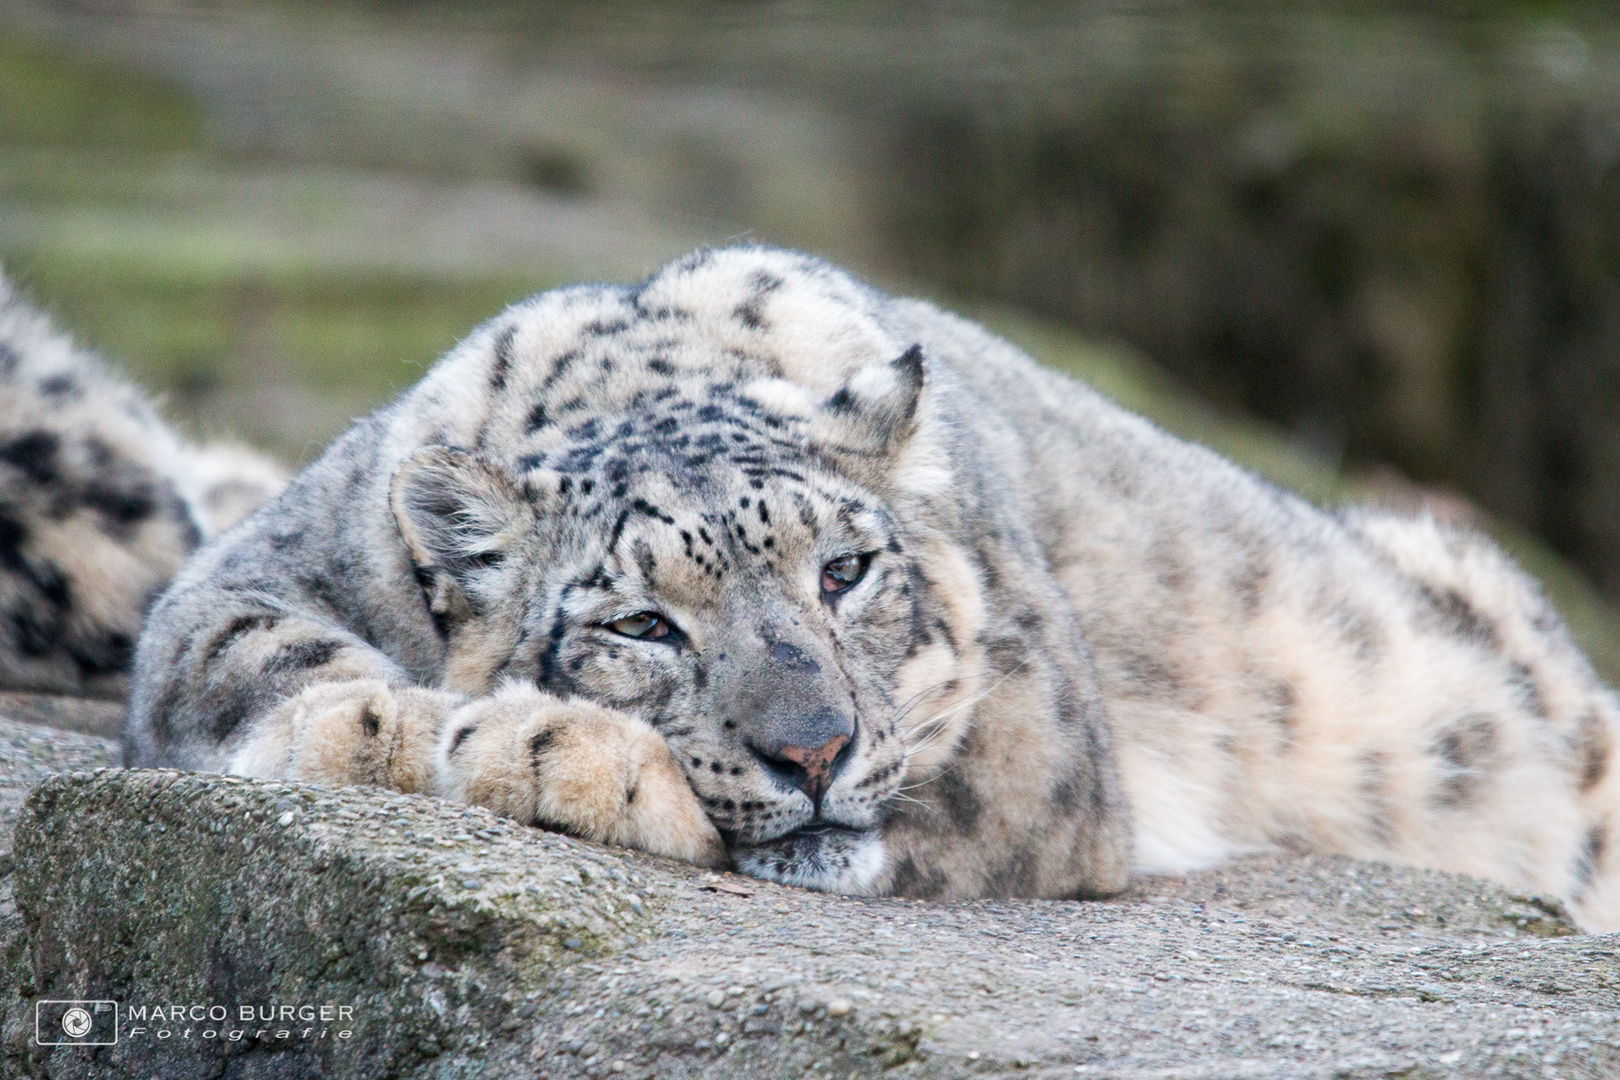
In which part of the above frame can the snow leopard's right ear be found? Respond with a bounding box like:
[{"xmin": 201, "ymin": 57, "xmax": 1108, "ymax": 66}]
[
  {"xmin": 391, "ymin": 447, "xmax": 547, "ymax": 605},
  {"xmin": 811, "ymin": 344, "xmax": 927, "ymax": 461}
]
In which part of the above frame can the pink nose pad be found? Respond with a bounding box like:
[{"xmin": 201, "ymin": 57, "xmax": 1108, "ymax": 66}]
[{"xmin": 775, "ymin": 734, "xmax": 850, "ymax": 803}]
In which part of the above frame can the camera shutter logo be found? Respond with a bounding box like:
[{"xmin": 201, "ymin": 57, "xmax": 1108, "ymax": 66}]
[
  {"xmin": 35, "ymin": 1001, "xmax": 117, "ymax": 1046},
  {"xmin": 61, "ymin": 1007, "xmax": 92, "ymax": 1039}
]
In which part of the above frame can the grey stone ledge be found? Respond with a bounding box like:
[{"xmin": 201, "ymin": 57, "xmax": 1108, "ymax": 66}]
[{"xmin": 0, "ymin": 720, "xmax": 1616, "ymax": 1079}]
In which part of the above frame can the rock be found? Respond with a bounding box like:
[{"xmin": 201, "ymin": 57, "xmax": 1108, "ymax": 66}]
[{"xmin": 1, "ymin": 714, "xmax": 1617, "ymax": 1078}]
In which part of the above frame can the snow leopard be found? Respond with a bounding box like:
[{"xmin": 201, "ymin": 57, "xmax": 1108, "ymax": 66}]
[
  {"xmin": 0, "ymin": 274, "xmax": 284, "ymax": 701},
  {"xmin": 117, "ymin": 246, "xmax": 1619, "ymax": 931}
]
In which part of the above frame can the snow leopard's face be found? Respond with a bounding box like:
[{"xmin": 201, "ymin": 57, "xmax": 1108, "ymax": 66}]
[{"xmin": 394, "ymin": 350, "xmax": 947, "ymax": 893}]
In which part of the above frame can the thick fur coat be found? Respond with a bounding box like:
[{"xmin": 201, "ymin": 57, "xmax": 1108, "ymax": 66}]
[{"xmin": 10, "ymin": 248, "xmax": 1606, "ymax": 928}]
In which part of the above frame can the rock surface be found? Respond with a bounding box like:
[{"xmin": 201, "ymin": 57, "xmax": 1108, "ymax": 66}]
[{"xmin": 0, "ymin": 714, "xmax": 1616, "ymax": 1079}]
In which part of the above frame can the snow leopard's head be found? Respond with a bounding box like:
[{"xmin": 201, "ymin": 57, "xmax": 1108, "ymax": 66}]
[{"xmin": 390, "ymin": 249, "xmax": 972, "ymax": 892}]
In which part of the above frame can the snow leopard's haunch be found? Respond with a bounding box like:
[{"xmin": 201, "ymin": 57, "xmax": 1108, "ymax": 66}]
[
  {"xmin": 105, "ymin": 247, "xmax": 1617, "ymax": 929},
  {"xmin": 0, "ymin": 275, "xmax": 283, "ymax": 701}
]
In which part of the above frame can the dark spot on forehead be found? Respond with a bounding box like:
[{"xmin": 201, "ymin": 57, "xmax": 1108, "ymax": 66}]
[
  {"xmin": 633, "ymin": 539, "xmax": 657, "ymax": 582},
  {"xmin": 606, "ymin": 509, "xmax": 631, "ymax": 553},
  {"xmin": 632, "ymin": 498, "xmax": 675, "ymax": 525},
  {"xmin": 540, "ymin": 348, "xmax": 579, "ymax": 391}
]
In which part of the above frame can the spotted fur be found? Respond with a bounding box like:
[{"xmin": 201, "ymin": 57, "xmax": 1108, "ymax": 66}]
[
  {"xmin": 0, "ymin": 275, "xmax": 283, "ymax": 699},
  {"xmin": 126, "ymin": 247, "xmax": 1620, "ymax": 930}
]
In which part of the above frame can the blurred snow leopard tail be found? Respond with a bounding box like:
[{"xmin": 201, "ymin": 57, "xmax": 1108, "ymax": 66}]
[
  {"xmin": 1337, "ymin": 505, "xmax": 1620, "ymax": 931},
  {"xmin": 0, "ymin": 270, "xmax": 285, "ymax": 699}
]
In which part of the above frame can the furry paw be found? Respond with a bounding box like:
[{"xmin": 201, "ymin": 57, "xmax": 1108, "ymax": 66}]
[
  {"xmin": 229, "ymin": 678, "xmax": 465, "ymax": 793},
  {"xmin": 437, "ymin": 681, "xmax": 727, "ymax": 868}
]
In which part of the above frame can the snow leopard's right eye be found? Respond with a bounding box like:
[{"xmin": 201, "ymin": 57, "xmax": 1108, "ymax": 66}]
[
  {"xmin": 821, "ymin": 553, "xmax": 870, "ymax": 594},
  {"xmin": 606, "ymin": 612, "xmax": 673, "ymax": 640}
]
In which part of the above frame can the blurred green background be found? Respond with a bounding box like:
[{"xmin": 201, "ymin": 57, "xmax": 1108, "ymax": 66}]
[{"xmin": 4, "ymin": 0, "xmax": 1620, "ymax": 680}]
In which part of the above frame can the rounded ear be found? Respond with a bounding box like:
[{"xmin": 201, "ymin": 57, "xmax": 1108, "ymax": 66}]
[
  {"xmin": 389, "ymin": 447, "xmax": 537, "ymax": 583},
  {"xmin": 813, "ymin": 344, "xmax": 927, "ymax": 458}
]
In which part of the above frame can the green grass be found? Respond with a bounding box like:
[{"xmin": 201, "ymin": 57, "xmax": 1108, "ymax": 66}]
[{"xmin": 0, "ymin": 33, "xmax": 202, "ymax": 152}]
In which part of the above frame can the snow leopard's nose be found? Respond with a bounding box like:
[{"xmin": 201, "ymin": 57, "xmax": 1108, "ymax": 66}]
[{"xmin": 750, "ymin": 716, "xmax": 854, "ymax": 808}]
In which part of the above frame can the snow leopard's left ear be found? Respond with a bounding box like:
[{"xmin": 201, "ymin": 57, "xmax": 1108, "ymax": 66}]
[
  {"xmin": 811, "ymin": 344, "xmax": 926, "ymax": 460},
  {"xmin": 391, "ymin": 447, "xmax": 555, "ymax": 624}
]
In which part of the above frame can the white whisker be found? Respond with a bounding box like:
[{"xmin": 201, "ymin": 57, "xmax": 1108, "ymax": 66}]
[
  {"xmin": 896, "ymin": 762, "xmax": 961, "ymax": 794},
  {"xmin": 900, "ymin": 659, "xmax": 1031, "ymax": 759},
  {"xmin": 890, "ymin": 677, "xmax": 964, "ymax": 727}
]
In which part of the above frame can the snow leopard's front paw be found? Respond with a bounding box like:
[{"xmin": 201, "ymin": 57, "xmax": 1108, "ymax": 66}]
[
  {"xmin": 229, "ymin": 678, "xmax": 464, "ymax": 794},
  {"xmin": 437, "ymin": 681, "xmax": 727, "ymax": 869}
]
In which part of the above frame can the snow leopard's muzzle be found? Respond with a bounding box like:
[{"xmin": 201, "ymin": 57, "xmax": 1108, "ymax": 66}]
[{"xmin": 691, "ymin": 616, "xmax": 897, "ymax": 892}]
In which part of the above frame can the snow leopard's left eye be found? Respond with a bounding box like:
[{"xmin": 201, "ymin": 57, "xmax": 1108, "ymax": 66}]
[
  {"xmin": 821, "ymin": 553, "xmax": 871, "ymax": 594},
  {"xmin": 606, "ymin": 612, "xmax": 673, "ymax": 640}
]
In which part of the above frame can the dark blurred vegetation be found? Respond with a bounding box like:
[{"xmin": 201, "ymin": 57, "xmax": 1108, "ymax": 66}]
[
  {"xmin": 4, "ymin": 0, "xmax": 1620, "ymax": 677},
  {"xmin": 867, "ymin": 6, "xmax": 1620, "ymax": 605}
]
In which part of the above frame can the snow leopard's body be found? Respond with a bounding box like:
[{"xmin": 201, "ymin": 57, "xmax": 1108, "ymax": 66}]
[{"xmin": 24, "ymin": 245, "xmax": 1597, "ymax": 932}]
